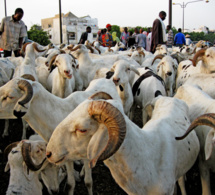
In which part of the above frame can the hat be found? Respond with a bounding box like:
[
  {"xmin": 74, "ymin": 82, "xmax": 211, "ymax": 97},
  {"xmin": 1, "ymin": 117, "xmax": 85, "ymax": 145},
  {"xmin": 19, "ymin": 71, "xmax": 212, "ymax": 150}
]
[
  {"xmin": 106, "ymin": 24, "xmax": 112, "ymax": 28},
  {"xmin": 185, "ymin": 34, "xmax": 190, "ymax": 38}
]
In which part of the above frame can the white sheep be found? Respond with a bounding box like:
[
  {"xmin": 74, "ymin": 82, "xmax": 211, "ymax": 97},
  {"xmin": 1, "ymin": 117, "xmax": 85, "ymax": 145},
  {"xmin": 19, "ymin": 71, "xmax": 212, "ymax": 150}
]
[
  {"xmin": 47, "ymin": 54, "xmax": 76, "ymax": 98},
  {"xmin": 174, "ymin": 84, "xmax": 215, "ymax": 195},
  {"xmin": 4, "ymin": 141, "xmax": 47, "ymax": 195},
  {"xmin": 130, "ymin": 67, "xmax": 167, "ymax": 126},
  {"xmin": 0, "ymin": 77, "xmax": 120, "ymax": 195},
  {"xmin": 46, "ymin": 96, "xmax": 199, "ymax": 195},
  {"xmin": 176, "ymin": 47, "xmax": 215, "ymax": 89},
  {"xmin": 108, "ymin": 60, "xmax": 140, "ymax": 115}
]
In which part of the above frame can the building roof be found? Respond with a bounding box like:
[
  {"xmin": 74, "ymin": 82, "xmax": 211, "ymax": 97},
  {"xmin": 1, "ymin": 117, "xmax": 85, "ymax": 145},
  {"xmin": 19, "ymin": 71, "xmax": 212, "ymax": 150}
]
[{"xmin": 64, "ymin": 12, "xmax": 78, "ymax": 19}]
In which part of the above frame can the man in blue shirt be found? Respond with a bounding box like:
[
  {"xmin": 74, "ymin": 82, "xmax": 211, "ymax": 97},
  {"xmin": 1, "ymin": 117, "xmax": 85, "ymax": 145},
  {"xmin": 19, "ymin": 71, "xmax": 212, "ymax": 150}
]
[{"xmin": 174, "ymin": 28, "xmax": 186, "ymax": 47}]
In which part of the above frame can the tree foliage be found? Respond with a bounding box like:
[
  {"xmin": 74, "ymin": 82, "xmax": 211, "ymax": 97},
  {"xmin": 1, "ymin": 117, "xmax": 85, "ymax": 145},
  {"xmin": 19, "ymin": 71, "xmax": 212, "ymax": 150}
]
[
  {"xmin": 28, "ymin": 25, "xmax": 51, "ymax": 46},
  {"xmin": 110, "ymin": 25, "xmax": 121, "ymax": 39}
]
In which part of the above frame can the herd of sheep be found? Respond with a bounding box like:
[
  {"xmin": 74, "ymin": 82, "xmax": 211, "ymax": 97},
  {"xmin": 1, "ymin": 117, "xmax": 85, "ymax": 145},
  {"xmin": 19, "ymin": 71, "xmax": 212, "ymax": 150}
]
[{"xmin": 0, "ymin": 39, "xmax": 215, "ymax": 195}]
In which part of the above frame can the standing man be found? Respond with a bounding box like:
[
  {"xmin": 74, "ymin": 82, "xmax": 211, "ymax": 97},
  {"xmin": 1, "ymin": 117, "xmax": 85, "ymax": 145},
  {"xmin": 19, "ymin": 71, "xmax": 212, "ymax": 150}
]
[
  {"xmin": 150, "ymin": 11, "xmax": 167, "ymax": 53},
  {"xmin": 120, "ymin": 27, "xmax": 129, "ymax": 46},
  {"xmin": 166, "ymin": 25, "xmax": 174, "ymax": 48},
  {"xmin": 0, "ymin": 8, "xmax": 27, "ymax": 57},
  {"xmin": 136, "ymin": 28, "xmax": 147, "ymax": 49},
  {"xmin": 174, "ymin": 28, "xmax": 186, "ymax": 47},
  {"xmin": 79, "ymin": 26, "xmax": 91, "ymax": 44},
  {"xmin": 105, "ymin": 24, "xmax": 113, "ymax": 47}
]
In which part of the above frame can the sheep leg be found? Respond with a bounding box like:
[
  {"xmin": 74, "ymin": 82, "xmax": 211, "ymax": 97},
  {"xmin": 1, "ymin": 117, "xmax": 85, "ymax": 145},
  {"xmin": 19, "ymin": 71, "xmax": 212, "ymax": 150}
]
[
  {"xmin": 21, "ymin": 119, "xmax": 28, "ymax": 140},
  {"xmin": 142, "ymin": 109, "xmax": 148, "ymax": 126},
  {"xmin": 128, "ymin": 104, "xmax": 136, "ymax": 121},
  {"xmin": 199, "ymin": 160, "xmax": 211, "ymax": 195},
  {"xmin": 2, "ymin": 119, "xmax": 9, "ymax": 138},
  {"xmin": 66, "ymin": 161, "xmax": 76, "ymax": 195},
  {"xmin": 178, "ymin": 175, "xmax": 187, "ymax": 195},
  {"xmin": 83, "ymin": 160, "xmax": 93, "ymax": 195}
]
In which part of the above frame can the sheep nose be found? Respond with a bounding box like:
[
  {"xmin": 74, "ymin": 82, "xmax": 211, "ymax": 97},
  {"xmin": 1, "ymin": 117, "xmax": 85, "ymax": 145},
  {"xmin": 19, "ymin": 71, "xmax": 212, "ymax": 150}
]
[
  {"xmin": 113, "ymin": 78, "xmax": 120, "ymax": 83},
  {"xmin": 64, "ymin": 70, "xmax": 70, "ymax": 74},
  {"xmin": 167, "ymin": 72, "xmax": 172, "ymax": 76},
  {"xmin": 51, "ymin": 189, "xmax": 59, "ymax": 195},
  {"xmin": 46, "ymin": 151, "xmax": 52, "ymax": 158}
]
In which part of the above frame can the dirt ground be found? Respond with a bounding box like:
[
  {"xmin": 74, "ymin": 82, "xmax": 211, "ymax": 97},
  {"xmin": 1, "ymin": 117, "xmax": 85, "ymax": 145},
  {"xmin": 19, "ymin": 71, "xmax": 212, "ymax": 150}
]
[{"xmin": 0, "ymin": 108, "xmax": 215, "ymax": 195}]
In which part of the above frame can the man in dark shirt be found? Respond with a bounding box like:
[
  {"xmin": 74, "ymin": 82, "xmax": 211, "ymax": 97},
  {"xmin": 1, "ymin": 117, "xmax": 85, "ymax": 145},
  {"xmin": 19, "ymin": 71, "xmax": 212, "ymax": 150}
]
[
  {"xmin": 79, "ymin": 26, "xmax": 91, "ymax": 44},
  {"xmin": 150, "ymin": 11, "xmax": 167, "ymax": 53}
]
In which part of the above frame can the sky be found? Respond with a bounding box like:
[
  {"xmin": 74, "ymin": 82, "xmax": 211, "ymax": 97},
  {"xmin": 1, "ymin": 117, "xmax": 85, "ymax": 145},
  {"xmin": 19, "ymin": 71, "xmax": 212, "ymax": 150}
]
[{"xmin": 0, "ymin": 0, "xmax": 214, "ymax": 31}]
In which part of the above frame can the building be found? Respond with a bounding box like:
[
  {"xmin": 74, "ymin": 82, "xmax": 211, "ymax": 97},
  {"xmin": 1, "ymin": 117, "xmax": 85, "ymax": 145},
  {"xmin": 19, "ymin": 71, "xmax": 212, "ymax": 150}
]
[
  {"xmin": 192, "ymin": 26, "xmax": 209, "ymax": 34},
  {"xmin": 41, "ymin": 12, "xmax": 99, "ymax": 45}
]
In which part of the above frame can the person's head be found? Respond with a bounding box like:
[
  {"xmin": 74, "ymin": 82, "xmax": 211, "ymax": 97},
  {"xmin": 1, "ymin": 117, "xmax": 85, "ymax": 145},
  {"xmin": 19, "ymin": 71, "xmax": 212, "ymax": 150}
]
[
  {"xmin": 14, "ymin": 8, "xmax": 24, "ymax": 21},
  {"xmin": 103, "ymin": 28, "xmax": 107, "ymax": 34},
  {"xmin": 124, "ymin": 27, "xmax": 128, "ymax": 33},
  {"xmin": 178, "ymin": 28, "xmax": 182, "ymax": 32},
  {"xmin": 139, "ymin": 28, "xmax": 143, "ymax": 34},
  {"xmin": 147, "ymin": 27, "xmax": 151, "ymax": 33},
  {"xmin": 159, "ymin": 11, "xmax": 166, "ymax": 21},
  {"xmin": 134, "ymin": 28, "xmax": 139, "ymax": 34},
  {"xmin": 86, "ymin": 26, "xmax": 91, "ymax": 33},
  {"xmin": 129, "ymin": 31, "xmax": 133, "ymax": 36},
  {"xmin": 106, "ymin": 24, "xmax": 112, "ymax": 32},
  {"xmin": 166, "ymin": 25, "xmax": 171, "ymax": 31}
]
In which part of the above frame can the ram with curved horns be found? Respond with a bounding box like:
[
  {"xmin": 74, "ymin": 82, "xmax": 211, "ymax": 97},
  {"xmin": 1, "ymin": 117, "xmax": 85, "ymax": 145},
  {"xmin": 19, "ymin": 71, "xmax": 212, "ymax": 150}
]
[{"xmin": 46, "ymin": 96, "xmax": 199, "ymax": 195}]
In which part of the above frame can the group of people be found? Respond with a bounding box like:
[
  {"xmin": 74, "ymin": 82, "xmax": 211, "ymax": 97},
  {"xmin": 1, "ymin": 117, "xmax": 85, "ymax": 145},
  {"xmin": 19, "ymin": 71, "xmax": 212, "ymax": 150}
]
[
  {"xmin": 79, "ymin": 10, "xmax": 194, "ymax": 53},
  {"xmin": 0, "ymin": 8, "xmax": 208, "ymax": 59}
]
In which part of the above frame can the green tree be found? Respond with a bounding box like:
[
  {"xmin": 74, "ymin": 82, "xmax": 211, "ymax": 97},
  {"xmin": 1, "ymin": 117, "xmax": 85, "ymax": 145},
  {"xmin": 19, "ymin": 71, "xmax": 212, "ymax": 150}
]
[
  {"xmin": 110, "ymin": 25, "xmax": 121, "ymax": 39},
  {"xmin": 28, "ymin": 24, "xmax": 51, "ymax": 46}
]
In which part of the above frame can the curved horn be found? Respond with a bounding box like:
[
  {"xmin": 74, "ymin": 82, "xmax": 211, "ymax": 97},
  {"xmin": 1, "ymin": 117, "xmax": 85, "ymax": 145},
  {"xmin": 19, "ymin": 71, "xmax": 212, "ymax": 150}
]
[
  {"xmin": 22, "ymin": 142, "xmax": 46, "ymax": 171},
  {"xmin": 48, "ymin": 54, "xmax": 58, "ymax": 71},
  {"xmin": 17, "ymin": 80, "xmax": 33, "ymax": 108},
  {"xmin": 59, "ymin": 49, "xmax": 66, "ymax": 54},
  {"xmin": 175, "ymin": 113, "xmax": 215, "ymax": 140},
  {"xmin": 192, "ymin": 48, "xmax": 206, "ymax": 67},
  {"xmin": 32, "ymin": 42, "xmax": 46, "ymax": 52},
  {"xmin": 108, "ymin": 48, "xmax": 114, "ymax": 52},
  {"xmin": 68, "ymin": 44, "xmax": 82, "ymax": 52},
  {"xmin": 4, "ymin": 141, "xmax": 20, "ymax": 160},
  {"xmin": 88, "ymin": 101, "xmax": 126, "ymax": 168},
  {"xmin": 22, "ymin": 42, "xmax": 32, "ymax": 53},
  {"xmin": 170, "ymin": 54, "xmax": 179, "ymax": 64},
  {"xmin": 130, "ymin": 66, "xmax": 140, "ymax": 75},
  {"xmin": 67, "ymin": 44, "xmax": 74, "ymax": 50},
  {"xmin": 48, "ymin": 43, "xmax": 54, "ymax": 49},
  {"xmin": 89, "ymin": 92, "xmax": 113, "ymax": 100},
  {"xmin": 9, "ymin": 69, "xmax": 14, "ymax": 80},
  {"xmin": 21, "ymin": 74, "xmax": 36, "ymax": 81},
  {"xmin": 95, "ymin": 47, "xmax": 101, "ymax": 54},
  {"xmin": 138, "ymin": 50, "xmax": 145, "ymax": 57},
  {"xmin": 86, "ymin": 45, "xmax": 94, "ymax": 53},
  {"xmin": 59, "ymin": 43, "xmax": 66, "ymax": 49},
  {"xmin": 151, "ymin": 54, "xmax": 165, "ymax": 66}
]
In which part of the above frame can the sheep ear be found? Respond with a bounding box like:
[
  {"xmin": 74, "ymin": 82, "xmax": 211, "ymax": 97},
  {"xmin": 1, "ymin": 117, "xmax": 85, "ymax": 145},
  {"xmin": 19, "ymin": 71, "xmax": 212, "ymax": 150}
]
[
  {"xmin": 87, "ymin": 124, "xmax": 108, "ymax": 168},
  {"xmin": 205, "ymin": 129, "xmax": 215, "ymax": 160},
  {"xmin": 4, "ymin": 162, "xmax": 10, "ymax": 172}
]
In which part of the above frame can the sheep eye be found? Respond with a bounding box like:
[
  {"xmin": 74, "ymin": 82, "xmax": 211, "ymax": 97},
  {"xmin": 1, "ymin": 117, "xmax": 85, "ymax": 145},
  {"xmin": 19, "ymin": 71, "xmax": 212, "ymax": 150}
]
[
  {"xmin": 127, "ymin": 68, "xmax": 130, "ymax": 71},
  {"xmin": 76, "ymin": 129, "xmax": 87, "ymax": 133},
  {"xmin": 11, "ymin": 150, "xmax": 18, "ymax": 154},
  {"xmin": 2, "ymin": 96, "xmax": 7, "ymax": 101},
  {"xmin": 206, "ymin": 54, "xmax": 210, "ymax": 57}
]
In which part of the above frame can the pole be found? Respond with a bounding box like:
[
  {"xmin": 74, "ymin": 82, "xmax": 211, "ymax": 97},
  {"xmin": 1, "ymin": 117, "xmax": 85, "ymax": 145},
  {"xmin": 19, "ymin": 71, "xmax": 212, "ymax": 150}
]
[
  {"xmin": 4, "ymin": 0, "xmax": 7, "ymax": 17},
  {"xmin": 169, "ymin": 0, "xmax": 172, "ymax": 26},
  {"xmin": 182, "ymin": 2, "xmax": 184, "ymax": 32},
  {"xmin": 59, "ymin": 0, "xmax": 63, "ymax": 44}
]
